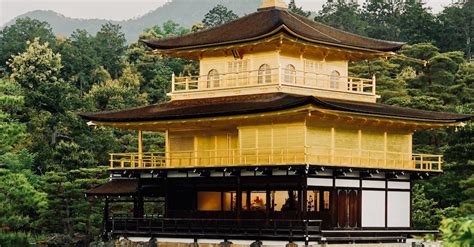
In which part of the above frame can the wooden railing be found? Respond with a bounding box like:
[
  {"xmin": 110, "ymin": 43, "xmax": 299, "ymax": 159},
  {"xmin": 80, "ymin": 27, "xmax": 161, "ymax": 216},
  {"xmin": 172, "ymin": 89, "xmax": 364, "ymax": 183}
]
[
  {"xmin": 172, "ymin": 67, "xmax": 375, "ymax": 95},
  {"xmin": 412, "ymin": 154, "xmax": 443, "ymax": 171},
  {"xmin": 109, "ymin": 147, "xmax": 442, "ymax": 172},
  {"xmin": 108, "ymin": 217, "xmax": 322, "ymax": 242}
]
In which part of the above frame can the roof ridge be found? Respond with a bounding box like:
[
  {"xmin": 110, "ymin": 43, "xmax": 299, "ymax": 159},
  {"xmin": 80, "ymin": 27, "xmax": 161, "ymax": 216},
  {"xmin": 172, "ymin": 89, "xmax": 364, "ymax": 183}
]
[
  {"xmin": 142, "ymin": 10, "xmax": 263, "ymax": 45},
  {"xmin": 284, "ymin": 10, "xmax": 342, "ymax": 43}
]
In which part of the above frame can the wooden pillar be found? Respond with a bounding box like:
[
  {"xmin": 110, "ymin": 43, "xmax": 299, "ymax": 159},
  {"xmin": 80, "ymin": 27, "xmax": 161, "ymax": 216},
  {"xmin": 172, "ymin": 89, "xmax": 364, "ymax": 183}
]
[
  {"xmin": 164, "ymin": 178, "xmax": 169, "ymax": 216},
  {"xmin": 246, "ymin": 190, "xmax": 252, "ymax": 211},
  {"xmin": 171, "ymin": 73, "xmax": 176, "ymax": 92},
  {"xmin": 383, "ymin": 131, "xmax": 388, "ymax": 168},
  {"xmin": 302, "ymin": 174, "xmax": 308, "ymax": 220},
  {"xmin": 133, "ymin": 196, "xmax": 140, "ymax": 218},
  {"xmin": 372, "ymin": 74, "xmax": 376, "ymax": 94},
  {"xmin": 358, "ymin": 130, "xmax": 362, "ymax": 165},
  {"xmin": 330, "ymin": 127, "xmax": 335, "ymax": 164},
  {"xmin": 134, "ymin": 189, "xmax": 144, "ymax": 218},
  {"xmin": 236, "ymin": 175, "xmax": 242, "ymax": 219},
  {"xmin": 138, "ymin": 130, "xmax": 143, "ymax": 168},
  {"xmin": 165, "ymin": 129, "xmax": 170, "ymax": 167},
  {"xmin": 102, "ymin": 197, "xmax": 109, "ymax": 240},
  {"xmin": 266, "ymin": 188, "xmax": 271, "ymax": 220}
]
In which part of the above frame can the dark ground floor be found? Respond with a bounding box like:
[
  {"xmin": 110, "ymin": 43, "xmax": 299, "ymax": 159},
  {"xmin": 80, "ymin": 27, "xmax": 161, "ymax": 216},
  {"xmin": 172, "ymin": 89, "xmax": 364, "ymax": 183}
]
[{"xmin": 87, "ymin": 165, "xmax": 437, "ymax": 243}]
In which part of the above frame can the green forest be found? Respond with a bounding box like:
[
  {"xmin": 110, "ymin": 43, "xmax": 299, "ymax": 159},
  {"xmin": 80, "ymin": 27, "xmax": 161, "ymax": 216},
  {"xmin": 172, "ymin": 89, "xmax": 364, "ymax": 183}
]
[{"xmin": 0, "ymin": 0, "xmax": 473, "ymax": 246}]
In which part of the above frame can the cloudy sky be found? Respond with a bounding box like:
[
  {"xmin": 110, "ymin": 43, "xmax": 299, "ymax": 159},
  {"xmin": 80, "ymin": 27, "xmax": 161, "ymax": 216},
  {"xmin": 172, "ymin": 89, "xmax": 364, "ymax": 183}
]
[{"xmin": 0, "ymin": 0, "xmax": 455, "ymax": 26}]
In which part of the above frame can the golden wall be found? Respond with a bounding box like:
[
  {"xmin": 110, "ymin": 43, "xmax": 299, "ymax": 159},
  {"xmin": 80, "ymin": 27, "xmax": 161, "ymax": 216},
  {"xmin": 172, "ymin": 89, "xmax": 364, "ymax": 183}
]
[
  {"xmin": 166, "ymin": 119, "xmax": 412, "ymax": 169},
  {"xmin": 199, "ymin": 51, "xmax": 348, "ymax": 81}
]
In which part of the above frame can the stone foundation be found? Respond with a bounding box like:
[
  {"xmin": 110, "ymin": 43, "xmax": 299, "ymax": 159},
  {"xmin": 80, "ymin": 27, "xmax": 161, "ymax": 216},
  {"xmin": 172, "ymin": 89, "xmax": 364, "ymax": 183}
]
[{"xmin": 109, "ymin": 238, "xmax": 442, "ymax": 247}]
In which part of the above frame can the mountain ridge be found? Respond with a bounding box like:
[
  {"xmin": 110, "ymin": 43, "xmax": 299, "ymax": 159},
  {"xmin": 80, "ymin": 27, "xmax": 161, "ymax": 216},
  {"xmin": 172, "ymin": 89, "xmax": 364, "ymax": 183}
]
[{"xmin": 2, "ymin": 0, "xmax": 262, "ymax": 42}]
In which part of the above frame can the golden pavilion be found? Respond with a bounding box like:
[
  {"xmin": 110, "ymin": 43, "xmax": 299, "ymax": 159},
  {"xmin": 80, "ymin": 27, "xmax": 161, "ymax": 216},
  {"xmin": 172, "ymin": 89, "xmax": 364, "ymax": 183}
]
[{"xmin": 81, "ymin": 0, "xmax": 472, "ymax": 244}]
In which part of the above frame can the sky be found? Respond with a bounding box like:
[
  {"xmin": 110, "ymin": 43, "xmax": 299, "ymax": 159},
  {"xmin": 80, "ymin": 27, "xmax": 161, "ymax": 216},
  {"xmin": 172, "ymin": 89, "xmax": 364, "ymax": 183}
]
[{"xmin": 0, "ymin": 0, "xmax": 455, "ymax": 27}]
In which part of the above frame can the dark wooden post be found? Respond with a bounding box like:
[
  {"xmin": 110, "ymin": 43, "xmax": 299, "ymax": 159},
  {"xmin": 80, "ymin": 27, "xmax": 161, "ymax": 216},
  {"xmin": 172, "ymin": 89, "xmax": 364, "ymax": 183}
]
[
  {"xmin": 302, "ymin": 174, "xmax": 308, "ymax": 219},
  {"xmin": 102, "ymin": 197, "xmax": 109, "ymax": 241},
  {"xmin": 266, "ymin": 188, "xmax": 271, "ymax": 221},
  {"xmin": 302, "ymin": 174, "xmax": 309, "ymax": 246},
  {"xmin": 164, "ymin": 177, "xmax": 169, "ymax": 216},
  {"xmin": 136, "ymin": 194, "xmax": 144, "ymax": 218},
  {"xmin": 236, "ymin": 175, "xmax": 241, "ymax": 219}
]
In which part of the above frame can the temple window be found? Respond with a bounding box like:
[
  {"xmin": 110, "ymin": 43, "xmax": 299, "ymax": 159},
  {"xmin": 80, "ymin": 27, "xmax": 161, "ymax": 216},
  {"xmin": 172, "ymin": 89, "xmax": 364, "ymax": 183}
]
[
  {"xmin": 330, "ymin": 70, "xmax": 340, "ymax": 89},
  {"xmin": 197, "ymin": 191, "xmax": 221, "ymax": 211},
  {"xmin": 207, "ymin": 69, "xmax": 220, "ymax": 88},
  {"xmin": 250, "ymin": 192, "xmax": 267, "ymax": 211},
  {"xmin": 284, "ymin": 64, "xmax": 296, "ymax": 84},
  {"xmin": 307, "ymin": 190, "xmax": 331, "ymax": 212},
  {"xmin": 223, "ymin": 191, "xmax": 237, "ymax": 211},
  {"xmin": 227, "ymin": 60, "xmax": 248, "ymax": 86},
  {"xmin": 271, "ymin": 191, "xmax": 298, "ymax": 211},
  {"xmin": 307, "ymin": 190, "xmax": 321, "ymax": 212},
  {"xmin": 323, "ymin": 190, "xmax": 331, "ymax": 210},
  {"xmin": 258, "ymin": 64, "xmax": 272, "ymax": 84}
]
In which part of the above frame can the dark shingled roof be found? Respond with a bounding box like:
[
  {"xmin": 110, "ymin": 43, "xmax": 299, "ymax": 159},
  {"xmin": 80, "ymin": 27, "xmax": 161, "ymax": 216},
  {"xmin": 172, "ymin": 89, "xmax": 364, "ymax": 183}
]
[
  {"xmin": 143, "ymin": 8, "xmax": 404, "ymax": 52},
  {"xmin": 79, "ymin": 93, "xmax": 472, "ymax": 124},
  {"xmin": 86, "ymin": 179, "xmax": 138, "ymax": 196}
]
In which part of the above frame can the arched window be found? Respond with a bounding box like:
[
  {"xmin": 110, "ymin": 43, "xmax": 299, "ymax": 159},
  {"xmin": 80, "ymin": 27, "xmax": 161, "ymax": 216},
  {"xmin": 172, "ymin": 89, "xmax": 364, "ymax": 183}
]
[
  {"xmin": 284, "ymin": 64, "xmax": 296, "ymax": 84},
  {"xmin": 207, "ymin": 69, "xmax": 220, "ymax": 88},
  {"xmin": 258, "ymin": 64, "xmax": 272, "ymax": 84},
  {"xmin": 330, "ymin": 70, "xmax": 340, "ymax": 89}
]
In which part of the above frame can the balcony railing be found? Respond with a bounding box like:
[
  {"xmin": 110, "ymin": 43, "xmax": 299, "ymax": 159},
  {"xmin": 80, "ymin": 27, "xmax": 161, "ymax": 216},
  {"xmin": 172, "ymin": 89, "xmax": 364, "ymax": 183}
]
[
  {"xmin": 172, "ymin": 67, "xmax": 376, "ymax": 95},
  {"xmin": 109, "ymin": 147, "xmax": 442, "ymax": 172},
  {"xmin": 108, "ymin": 217, "xmax": 322, "ymax": 242}
]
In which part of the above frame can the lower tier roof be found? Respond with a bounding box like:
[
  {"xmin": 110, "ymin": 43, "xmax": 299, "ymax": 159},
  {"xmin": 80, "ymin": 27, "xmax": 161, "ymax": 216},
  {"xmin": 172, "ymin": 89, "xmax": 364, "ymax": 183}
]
[
  {"xmin": 79, "ymin": 93, "xmax": 472, "ymax": 124},
  {"xmin": 86, "ymin": 179, "xmax": 138, "ymax": 196}
]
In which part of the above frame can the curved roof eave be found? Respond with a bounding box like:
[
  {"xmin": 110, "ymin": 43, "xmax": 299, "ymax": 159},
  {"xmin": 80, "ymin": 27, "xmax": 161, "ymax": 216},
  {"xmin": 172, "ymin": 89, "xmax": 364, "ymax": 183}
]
[
  {"xmin": 142, "ymin": 25, "xmax": 404, "ymax": 54},
  {"xmin": 142, "ymin": 8, "xmax": 405, "ymax": 53},
  {"xmin": 78, "ymin": 93, "xmax": 472, "ymax": 124}
]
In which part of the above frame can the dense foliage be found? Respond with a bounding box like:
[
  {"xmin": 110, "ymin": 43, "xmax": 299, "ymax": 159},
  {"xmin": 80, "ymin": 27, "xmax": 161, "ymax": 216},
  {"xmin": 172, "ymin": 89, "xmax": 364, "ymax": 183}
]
[
  {"xmin": 315, "ymin": 0, "xmax": 474, "ymax": 59},
  {"xmin": 0, "ymin": 0, "xmax": 473, "ymax": 245}
]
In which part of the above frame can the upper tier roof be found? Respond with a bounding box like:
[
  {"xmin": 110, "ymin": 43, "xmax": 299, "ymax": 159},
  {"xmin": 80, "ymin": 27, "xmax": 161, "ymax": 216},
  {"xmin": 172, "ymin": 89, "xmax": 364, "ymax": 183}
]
[
  {"xmin": 79, "ymin": 93, "xmax": 472, "ymax": 124},
  {"xmin": 143, "ymin": 8, "xmax": 404, "ymax": 52}
]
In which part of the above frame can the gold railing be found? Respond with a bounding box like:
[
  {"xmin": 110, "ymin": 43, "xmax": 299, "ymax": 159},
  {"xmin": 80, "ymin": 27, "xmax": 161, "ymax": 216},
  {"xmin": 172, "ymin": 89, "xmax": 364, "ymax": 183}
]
[
  {"xmin": 172, "ymin": 67, "xmax": 375, "ymax": 95},
  {"xmin": 412, "ymin": 154, "xmax": 443, "ymax": 171},
  {"xmin": 109, "ymin": 147, "xmax": 442, "ymax": 172}
]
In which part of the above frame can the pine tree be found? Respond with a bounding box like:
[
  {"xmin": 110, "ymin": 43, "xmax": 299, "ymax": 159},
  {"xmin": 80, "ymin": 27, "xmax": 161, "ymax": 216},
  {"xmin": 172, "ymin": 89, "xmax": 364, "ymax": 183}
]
[{"xmin": 202, "ymin": 4, "xmax": 239, "ymax": 28}]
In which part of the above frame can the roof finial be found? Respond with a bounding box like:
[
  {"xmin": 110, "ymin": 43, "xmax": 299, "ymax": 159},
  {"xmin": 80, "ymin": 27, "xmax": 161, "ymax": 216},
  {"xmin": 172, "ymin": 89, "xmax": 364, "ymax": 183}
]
[{"xmin": 259, "ymin": 0, "xmax": 288, "ymax": 10}]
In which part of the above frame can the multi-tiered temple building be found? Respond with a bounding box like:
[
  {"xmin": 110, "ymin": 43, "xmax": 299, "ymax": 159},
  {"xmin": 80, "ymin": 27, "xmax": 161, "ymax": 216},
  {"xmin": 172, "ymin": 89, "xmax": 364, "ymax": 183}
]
[{"xmin": 81, "ymin": 0, "xmax": 472, "ymax": 244}]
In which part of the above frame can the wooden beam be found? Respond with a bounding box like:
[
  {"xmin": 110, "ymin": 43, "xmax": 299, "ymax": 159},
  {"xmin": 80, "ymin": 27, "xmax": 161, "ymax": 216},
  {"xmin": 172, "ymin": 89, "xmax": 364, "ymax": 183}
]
[{"xmin": 138, "ymin": 130, "xmax": 143, "ymax": 168}]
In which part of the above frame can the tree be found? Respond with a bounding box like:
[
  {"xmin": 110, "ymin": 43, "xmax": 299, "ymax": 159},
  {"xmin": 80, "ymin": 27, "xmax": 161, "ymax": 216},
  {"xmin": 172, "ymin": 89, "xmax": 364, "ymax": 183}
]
[
  {"xmin": 202, "ymin": 4, "xmax": 239, "ymax": 28},
  {"xmin": 316, "ymin": 1, "xmax": 368, "ymax": 36},
  {"xmin": 412, "ymin": 184, "xmax": 442, "ymax": 230},
  {"xmin": 362, "ymin": 0, "xmax": 403, "ymax": 41},
  {"xmin": 148, "ymin": 20, "xmax": 189, "ymax": 38},
  {"xmin": 41, "ymin": 167, "xmax": 107, "ymax": 237},
  {"xmin": 289, "ymin": 0, "xmax": 310, "ymax": 17},
  {"xmin": 58, "ymin": 29, "xmax": 100, "ymax": 97},
  {"xmin": 9, "ymin": 38, "xmax": 71, "ymax": 114},
  {"xmin": 397, "ymin": 1, "xmax": 438, "ymax": 44},
  {"xmin": 437, "ymin": 0, "xmax": 474, "ymax": 59},
  {"xmin": 0, "ymin": 77, "xmax": 46, "ymax": 233},
  {"xmin": 0, "ymin": 169, "xmax": 48, "ymax": 232},
  {"xmin": 0, "ymin": 18, "xmax": 55, "ymax": 72},
  {"xmin": 460, "ymin": 169, "xmax": 474, "ymax": 213},
  {"xmin": 191, "ymin": 23, "xmax": 206, "ymax": 33},
  {"xmin": 8, "ymin": 38, "xmax": 78, "ymax": 172},
  {"xmin": 0, "ymin": 78, "xmax": 27, "ymax": 154},
  {"xmin": 94, "ymin": 23, "xmax": 127, "ymax": 79},
  {"xmin": 440, "ymin": 215, "xmax": 474, "ymax": 247},
  {"xmin": 128, "ymin": 23, "xmax": 196, "ymax": 103},
  {"xmin": 86, "ymin": 65, "xmax": 147, "ymax": 111}
]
